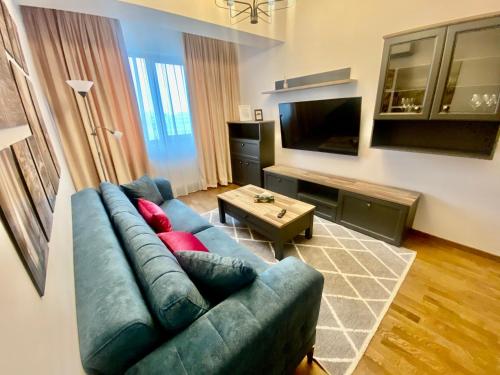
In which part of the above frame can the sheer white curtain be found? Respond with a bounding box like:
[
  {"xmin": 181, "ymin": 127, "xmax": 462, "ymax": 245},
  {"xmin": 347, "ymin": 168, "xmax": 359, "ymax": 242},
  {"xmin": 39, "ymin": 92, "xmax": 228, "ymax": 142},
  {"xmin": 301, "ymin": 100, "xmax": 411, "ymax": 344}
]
[{"xmin": 129, "ymin": 55, "xmax": 201, "ymax": 196}]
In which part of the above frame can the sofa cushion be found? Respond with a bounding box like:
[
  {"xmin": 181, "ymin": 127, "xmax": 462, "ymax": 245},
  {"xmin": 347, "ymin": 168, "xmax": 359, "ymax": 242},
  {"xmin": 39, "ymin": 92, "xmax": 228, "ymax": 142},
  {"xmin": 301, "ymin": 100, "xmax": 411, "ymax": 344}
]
[
  {"xmin": 158, "ymin": 232, "xmax": 209, "ymax": 253},
  {"xmin": 121, "ymin": 175, "xmax": 164, "ymax": 205},
  {"xmin": 195, "ymin": 227, "xmax": 269, "ymax": 274},
  {"xmin": 174, "ymin": 251, "xmax": 257, "ymax": 302},
  {"xmin": 137, "ymin": 198, "xmax": 172, "ymax": 233},
  {"xmin": 100, "ymin": 182, "xmax": 210, "ymax": 332},
  {"xmin": 160, "ymin": 198, "xmax": 212, "ymax": 234},
  {"xmin": 72, "ymin": 188, "xmax": 160, "ymax": 374}
]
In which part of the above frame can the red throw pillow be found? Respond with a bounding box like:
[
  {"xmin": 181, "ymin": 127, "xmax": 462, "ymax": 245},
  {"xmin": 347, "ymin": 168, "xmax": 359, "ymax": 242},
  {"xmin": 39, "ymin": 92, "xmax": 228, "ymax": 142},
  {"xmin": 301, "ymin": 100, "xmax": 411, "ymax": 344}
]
[
  {"xmin": 158, "ymin": 232, "xmax": 209, "ymax": 253},
  {"xmin": 137, "ymin": 198, "xmax": 172, "ymax": 233}
]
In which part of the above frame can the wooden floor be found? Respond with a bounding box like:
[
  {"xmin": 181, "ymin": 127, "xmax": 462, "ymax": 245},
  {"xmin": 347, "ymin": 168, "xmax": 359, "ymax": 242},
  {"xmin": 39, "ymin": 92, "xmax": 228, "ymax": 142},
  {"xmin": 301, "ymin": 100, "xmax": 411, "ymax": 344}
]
[{"xmin": 179, "ymin": 185, "xmax": 500, "ymax": 375}]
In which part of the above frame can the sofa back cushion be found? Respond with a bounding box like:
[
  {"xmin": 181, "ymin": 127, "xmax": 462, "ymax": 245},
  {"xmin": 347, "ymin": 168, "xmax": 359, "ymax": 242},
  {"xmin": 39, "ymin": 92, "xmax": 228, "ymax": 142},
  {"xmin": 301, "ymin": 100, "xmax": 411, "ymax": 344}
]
[
  {"xmin": 100, "ymin": 182, "xmax": 210, "ymax": 332},
  {"xmin": 72, "ymin": 188, "xmax": 160, "ymax": 374}
]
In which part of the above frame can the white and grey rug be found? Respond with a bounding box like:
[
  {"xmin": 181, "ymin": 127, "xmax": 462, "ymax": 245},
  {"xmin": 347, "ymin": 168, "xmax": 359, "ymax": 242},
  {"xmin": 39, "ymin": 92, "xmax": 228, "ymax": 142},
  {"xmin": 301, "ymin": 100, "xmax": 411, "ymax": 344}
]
[{"xmin": 201, "ymin": 210, "xmax": 416, "ymax": 375}]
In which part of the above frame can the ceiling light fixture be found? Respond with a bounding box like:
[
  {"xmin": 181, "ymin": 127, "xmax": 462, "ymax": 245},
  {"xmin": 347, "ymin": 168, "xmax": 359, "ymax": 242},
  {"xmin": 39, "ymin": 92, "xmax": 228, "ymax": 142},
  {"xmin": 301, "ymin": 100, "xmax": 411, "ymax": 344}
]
[{"xmin": 215, "ymin": 0, "xmax": 295, "ymax": 25}]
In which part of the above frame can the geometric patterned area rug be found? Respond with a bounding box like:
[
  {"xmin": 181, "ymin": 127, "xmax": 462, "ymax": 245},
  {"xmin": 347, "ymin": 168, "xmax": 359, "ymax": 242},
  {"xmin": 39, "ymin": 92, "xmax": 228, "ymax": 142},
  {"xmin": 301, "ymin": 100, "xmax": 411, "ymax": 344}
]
[{"xmin": 202, "ymin": 210, "xmax": 416, "ymax": 375}]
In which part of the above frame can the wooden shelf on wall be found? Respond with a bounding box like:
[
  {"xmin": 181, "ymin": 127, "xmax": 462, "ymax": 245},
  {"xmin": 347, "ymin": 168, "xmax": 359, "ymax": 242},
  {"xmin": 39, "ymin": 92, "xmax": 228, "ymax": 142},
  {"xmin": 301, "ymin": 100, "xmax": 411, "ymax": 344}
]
[
  {"xmin": 262, "ymin": 79, "xmax": 357, "ymax": 94},
  {"xmin": 262, "ymin": 67, "xmax": 356, "ymax": 95}
]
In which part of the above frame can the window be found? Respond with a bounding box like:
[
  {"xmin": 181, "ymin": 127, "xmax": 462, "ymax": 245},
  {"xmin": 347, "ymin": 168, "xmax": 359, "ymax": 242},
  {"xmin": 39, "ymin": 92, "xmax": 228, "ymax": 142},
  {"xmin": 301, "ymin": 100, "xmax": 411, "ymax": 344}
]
[{"xmin": 128, "ymin": 56, "xmax": 193, "ymax": 141}]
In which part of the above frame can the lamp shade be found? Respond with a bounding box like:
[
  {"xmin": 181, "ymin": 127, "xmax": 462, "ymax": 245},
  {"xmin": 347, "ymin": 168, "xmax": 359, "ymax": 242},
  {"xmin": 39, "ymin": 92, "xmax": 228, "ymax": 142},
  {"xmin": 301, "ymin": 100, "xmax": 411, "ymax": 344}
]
[{"xmin": 66, "ymin": 80, "xmax": 94, "ymax": 97}]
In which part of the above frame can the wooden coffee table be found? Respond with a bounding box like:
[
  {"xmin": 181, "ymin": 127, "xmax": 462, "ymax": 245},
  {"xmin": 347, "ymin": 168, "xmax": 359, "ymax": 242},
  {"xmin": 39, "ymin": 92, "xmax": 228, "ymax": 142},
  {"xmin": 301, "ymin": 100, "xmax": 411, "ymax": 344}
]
[{"xmin": 217, "ymin": 185, "xmax": 315, "ymax": 260}]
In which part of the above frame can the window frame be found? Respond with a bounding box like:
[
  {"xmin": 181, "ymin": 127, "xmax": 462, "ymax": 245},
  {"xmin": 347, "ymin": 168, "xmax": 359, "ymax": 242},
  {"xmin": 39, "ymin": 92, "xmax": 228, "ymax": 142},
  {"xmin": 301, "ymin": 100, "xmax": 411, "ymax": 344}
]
[{"xmin": 128, "ymin": 54, "xmax": 193, "ymax": 143}]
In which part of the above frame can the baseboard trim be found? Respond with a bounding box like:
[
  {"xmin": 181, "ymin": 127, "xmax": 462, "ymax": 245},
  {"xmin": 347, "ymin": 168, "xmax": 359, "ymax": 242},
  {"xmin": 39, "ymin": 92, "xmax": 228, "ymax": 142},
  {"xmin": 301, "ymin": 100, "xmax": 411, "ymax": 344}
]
[{"xmin": 408, "ymin": 229, "xmax": 500, "ymax": 261}]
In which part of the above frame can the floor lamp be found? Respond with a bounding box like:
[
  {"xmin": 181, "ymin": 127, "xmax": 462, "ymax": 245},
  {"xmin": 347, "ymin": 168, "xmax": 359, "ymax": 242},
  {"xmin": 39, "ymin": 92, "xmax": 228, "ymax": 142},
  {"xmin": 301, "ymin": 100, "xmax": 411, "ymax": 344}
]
[{"xmin": 66, "ymin": 80, "xmax": 123, "ymax": 182}]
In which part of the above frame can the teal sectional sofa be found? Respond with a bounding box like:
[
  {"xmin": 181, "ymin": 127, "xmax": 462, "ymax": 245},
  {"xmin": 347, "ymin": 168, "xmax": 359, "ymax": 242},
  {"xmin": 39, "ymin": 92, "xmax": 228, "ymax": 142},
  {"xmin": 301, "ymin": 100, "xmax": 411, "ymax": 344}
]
[{"xmin": 71, "ymin": 178, "xmax": 324, "ymax": 374}]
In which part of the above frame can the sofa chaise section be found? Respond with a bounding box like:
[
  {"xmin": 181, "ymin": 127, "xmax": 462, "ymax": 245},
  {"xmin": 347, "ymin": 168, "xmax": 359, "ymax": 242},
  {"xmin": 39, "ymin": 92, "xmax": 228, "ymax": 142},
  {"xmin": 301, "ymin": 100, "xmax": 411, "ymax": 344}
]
[{"xmin": 126, "ymin": 257, "xmax": 324, "ymax": 375}]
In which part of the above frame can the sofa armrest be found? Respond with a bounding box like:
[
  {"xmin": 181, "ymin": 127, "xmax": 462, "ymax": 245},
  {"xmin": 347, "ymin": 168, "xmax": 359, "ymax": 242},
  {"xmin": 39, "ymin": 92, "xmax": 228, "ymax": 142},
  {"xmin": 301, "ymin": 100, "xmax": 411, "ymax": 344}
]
[
  {"xmin": 154, "ymin": 178, "xmax": 174, "ymax": 201},
  {"xmin": 126, "ymin": 257, "xmax": 324, "ymax": 375}
]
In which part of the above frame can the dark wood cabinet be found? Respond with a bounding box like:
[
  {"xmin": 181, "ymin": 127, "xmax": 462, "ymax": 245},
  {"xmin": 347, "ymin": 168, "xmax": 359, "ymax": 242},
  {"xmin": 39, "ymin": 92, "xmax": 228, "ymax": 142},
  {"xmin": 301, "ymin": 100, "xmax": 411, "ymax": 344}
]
[
  {"xmin": 337, "ymin": 191, "xmax": 409, "ymax": 245},
  {"xmin": 228, "ymin": 121, "xmax": 274, "ymax": 187},
  {"xmin": 264, "ymin": 165, "xmax": 420, "ymax": 246},
  {"xmin": 264, "ymin": 172, "xmax": 298, "ymax": 198},
  {"xmin": 372, "ymin": 14, "xmax": 500, "ymax": 159}
]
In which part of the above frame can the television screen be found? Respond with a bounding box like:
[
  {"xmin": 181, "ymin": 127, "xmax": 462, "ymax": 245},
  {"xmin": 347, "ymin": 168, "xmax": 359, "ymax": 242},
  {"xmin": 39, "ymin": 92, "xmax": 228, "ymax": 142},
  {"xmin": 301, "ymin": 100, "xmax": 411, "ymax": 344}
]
[{"xmin": 279, "ymin": 97, "xmax": 361, "ymax": 156}]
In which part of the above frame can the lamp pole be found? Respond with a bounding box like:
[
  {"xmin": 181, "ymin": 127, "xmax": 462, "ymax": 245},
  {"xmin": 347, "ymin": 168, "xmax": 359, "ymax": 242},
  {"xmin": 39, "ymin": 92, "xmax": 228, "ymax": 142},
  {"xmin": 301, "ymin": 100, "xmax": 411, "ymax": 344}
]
[
  {"xmin": 82, "ymin": 94, "xmax": 109, "ymax": 182},
  {"xmin": 66, "ymin": 80, "xmax": 123, "ymax": 184}
]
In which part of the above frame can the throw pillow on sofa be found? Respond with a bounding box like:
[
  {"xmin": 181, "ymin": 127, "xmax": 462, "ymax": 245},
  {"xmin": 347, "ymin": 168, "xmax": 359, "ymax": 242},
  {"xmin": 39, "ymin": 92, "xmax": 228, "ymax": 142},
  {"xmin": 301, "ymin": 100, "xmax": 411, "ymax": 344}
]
[
  {"xmin": 174, "ymin": 251, "xmax": 257, "ymax": 302},
  {"xmin": 121, "ymin": 175, "xmax": 164, "ymax": 205},
  {"xmin": 158, "ymin": 232, "xmax": 209, "ymax": 253},
  {"xmin": 137, "ymin": 198, "xmax": 172, "ymax": 233}
]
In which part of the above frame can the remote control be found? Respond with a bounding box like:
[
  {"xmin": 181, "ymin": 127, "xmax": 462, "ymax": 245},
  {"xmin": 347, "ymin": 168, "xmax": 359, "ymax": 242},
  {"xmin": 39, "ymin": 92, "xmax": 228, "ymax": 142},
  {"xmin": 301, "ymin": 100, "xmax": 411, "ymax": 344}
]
[{"xmin": 277, "ymin": 209, "xmax": 287, "ymax": 218}]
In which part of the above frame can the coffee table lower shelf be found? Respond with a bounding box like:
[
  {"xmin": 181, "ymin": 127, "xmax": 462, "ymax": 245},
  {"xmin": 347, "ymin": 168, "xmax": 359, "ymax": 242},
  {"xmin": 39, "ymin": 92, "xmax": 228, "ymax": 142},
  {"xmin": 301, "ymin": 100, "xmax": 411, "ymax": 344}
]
[{"xmin": 217, "ymin": 198, "xmax": 314, "ymax": 260}]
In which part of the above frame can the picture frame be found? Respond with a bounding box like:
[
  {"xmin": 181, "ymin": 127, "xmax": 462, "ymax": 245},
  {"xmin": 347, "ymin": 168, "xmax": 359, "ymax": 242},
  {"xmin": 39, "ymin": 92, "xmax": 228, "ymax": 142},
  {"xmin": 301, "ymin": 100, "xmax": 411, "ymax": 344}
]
[
  {"xmin": 238, "ymin": 104, "xmax": 252, "ymax": 121},
  {"xmin": 254, "ymin": 109, "xmax": 263, "ymax": 121},
  {"xmin": 0, "ymin": 147, "xmax": 49, "ymax": 296},
  {"xmin": 0, "ymin": 40, "xmax": 27, "ymax": 130}
]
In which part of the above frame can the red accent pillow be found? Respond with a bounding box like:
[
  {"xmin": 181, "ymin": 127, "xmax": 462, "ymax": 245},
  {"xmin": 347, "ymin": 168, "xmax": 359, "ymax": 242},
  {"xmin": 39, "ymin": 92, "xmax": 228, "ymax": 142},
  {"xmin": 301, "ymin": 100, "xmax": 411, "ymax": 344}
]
[
  {"xmin": 137, "ymin": 198, "xmax": 172, "ymax": 233},
  {"xmin": 158, "ymin": 232, "xmax": 209, "ymax": 253}
]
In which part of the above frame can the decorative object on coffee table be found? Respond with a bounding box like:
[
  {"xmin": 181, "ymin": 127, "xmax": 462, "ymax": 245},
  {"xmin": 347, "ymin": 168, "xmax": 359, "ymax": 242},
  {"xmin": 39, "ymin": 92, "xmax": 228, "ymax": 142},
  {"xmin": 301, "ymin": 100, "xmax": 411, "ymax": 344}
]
[
  {"xmin": 254, "ymin": 192, "xmax": 274, "ymax": 203},
  {"xmin": 254, "ymin": 108, "xmax": 263, "ymax": 121},
  {"xmin": 217, "ymin": 184, "xmax": 315, "ymax": 260}
]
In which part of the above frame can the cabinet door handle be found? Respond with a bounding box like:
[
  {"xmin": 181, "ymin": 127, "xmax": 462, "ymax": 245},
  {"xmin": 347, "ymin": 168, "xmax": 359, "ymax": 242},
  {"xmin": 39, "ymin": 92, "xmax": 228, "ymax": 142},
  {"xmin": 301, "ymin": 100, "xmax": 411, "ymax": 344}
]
[
  {"xmin": 245, "ymin": 162, "xmax": 249, "ymax": 166},
  {"xmin": 366, "ymin": 202, "xmax": 371, "ymax": 208},
  {"xmin": 239, "ymin": 161, "xmax": 243, "ymax": 165},
  {"xmin": 241, "ymin": 143, "xmax": 245, "ymax": 147}
]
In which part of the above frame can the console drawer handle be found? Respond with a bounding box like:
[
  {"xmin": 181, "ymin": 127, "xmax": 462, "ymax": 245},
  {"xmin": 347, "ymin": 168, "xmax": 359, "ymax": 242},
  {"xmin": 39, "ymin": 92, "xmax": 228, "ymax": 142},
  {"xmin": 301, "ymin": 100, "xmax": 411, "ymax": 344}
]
[
  {"xmin": 245, "ymin": 162, "xmax": 249, "ymax": 166},
  {"xmin": 366, "ymin": 202, "xmax": 371, "ymax": 208},
  {"xmin": 241, "ymin": 143, "xmax": 245, "ymax": 147}
]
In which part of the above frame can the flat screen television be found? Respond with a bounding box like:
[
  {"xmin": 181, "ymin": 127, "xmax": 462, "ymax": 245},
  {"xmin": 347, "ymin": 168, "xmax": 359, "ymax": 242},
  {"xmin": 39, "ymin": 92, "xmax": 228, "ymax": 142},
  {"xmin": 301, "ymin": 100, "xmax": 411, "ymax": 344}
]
[{"xmin": 279, "ymin": 97, "xmax": 361, "ymax": 156}]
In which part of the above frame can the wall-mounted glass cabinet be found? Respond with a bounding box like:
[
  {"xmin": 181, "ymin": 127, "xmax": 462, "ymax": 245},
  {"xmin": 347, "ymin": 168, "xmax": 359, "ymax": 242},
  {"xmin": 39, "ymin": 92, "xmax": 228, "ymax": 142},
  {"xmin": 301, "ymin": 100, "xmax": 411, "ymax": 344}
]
[
  {"xmin": 372, "ymin": 14, "xmax": 500, "ymax": 159},
  {"xmin": 375, "ymin": 15, "xmax": 500, "ymax": 122},
  {"xmin": 431, "ymin": 17, "xmax": 500, "ymax": 121},
  {"xmin": 374, "ymin": 28, "xmax": 446, "ymax": 120}
]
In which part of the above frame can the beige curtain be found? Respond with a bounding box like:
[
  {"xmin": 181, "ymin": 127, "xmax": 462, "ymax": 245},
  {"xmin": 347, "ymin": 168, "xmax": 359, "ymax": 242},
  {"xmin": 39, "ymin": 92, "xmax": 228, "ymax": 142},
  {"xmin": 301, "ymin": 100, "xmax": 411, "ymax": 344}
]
[
  {"xmin": 21, "ymin": 7, "xmax": 148, "ymax": 190},
  {"xmin": 183, "ymin": 33, "xmax": 240, "ymax": 189}
]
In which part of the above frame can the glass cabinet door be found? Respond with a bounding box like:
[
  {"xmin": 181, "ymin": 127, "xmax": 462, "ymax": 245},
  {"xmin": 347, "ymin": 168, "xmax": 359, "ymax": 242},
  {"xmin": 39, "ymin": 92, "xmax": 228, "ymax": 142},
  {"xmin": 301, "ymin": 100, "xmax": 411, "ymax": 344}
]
[
  {"xmin": 431, "ymin": 16, "xmax": 500, "ymax": 121},
  {"xmin": 374, "ymin": 28, "xmax": 446, "ymax": 119}
]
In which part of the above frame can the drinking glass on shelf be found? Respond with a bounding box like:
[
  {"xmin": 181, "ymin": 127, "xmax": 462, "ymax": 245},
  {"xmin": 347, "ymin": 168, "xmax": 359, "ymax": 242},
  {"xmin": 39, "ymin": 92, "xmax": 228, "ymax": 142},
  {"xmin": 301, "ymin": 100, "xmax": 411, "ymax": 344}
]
[
  {"xmin": 484, "ymin": 93, "xmax": 498, "ymax": 108},
  {"xmin": 409, "ymin": 98, "xmax": 415, "ymax": 112},
  {"xmin": 470, "ymin": 94, "xmax": 482, "ymax": 110}
]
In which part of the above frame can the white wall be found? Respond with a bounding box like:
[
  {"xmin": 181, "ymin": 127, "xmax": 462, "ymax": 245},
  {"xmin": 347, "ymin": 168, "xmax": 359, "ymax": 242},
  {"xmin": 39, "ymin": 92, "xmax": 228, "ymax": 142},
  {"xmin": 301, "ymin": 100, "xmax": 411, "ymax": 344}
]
[
  {"xmin": 122, "ymin": 21, "xmax": 184, "ymax": 61},
  {"xmin": 0, "ymin": 0, "xmax": 83, "ymax": 373},
  {"xmin": 238, "ymin": 0, "xmax": 500, "ymax": 256}
]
